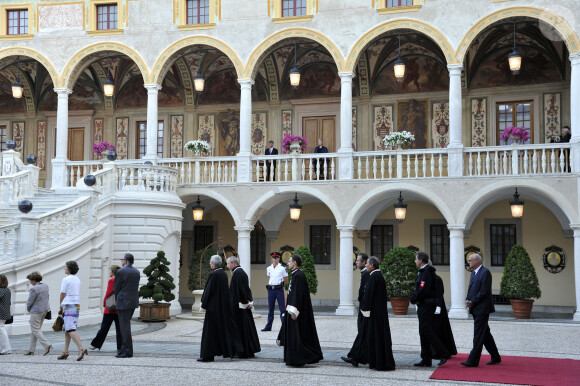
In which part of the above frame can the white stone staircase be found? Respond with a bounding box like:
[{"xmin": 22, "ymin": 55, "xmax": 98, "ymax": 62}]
[{"xmin": 0, "ymin": 188, "xmax": 80, "ymax": 226}]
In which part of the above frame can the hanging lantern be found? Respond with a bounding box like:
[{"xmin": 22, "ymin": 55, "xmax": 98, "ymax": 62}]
[
  {"xmin": 289, "ymin": 40, "xmax": 300, "ymax": 88},
  {"xmin": 194, "ymin": 69, "xmax": 205, "ymax": 93},
  {"xmin": 508, "ymin": 21, "xmax": 522, "ymax": 75},
  {"xmin": 192, "ymin": 196, "xmax": 205, "ymax": 222},
  {"xmin": 103, "ymin": 52, "xmax": 115, "ymax": 97},
  {"xmin": 12, "ymin": 56, "xmax": 23, "ymax": 99},
  {"xmin": 289, "ymin": 193, "xmax": 302, "ymax": 222},
  {"xmin": 394, "ymin": 191, "xmax": 407, "ymax": 223},
  {"xmin": 509, "ymin": 188, "xmax": 524, "ymax": 218},
  {"xmin": 393, "ymin": 35, "xmax": 405, "ymax": 82}
]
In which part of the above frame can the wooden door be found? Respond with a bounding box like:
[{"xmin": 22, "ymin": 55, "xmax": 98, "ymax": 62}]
[
  {"xmin": 67, "ymin": 128, "xmax": 84, "ymax": 161},
  {"xmin": 302, "ymin": 116, "xmax": 335, "ymax": 153}
]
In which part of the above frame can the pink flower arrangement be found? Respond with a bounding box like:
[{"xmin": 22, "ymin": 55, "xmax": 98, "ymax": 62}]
[
  {"xmin": 282, "ymin": 134, "xmax": 308, "ymax": 154},
  {"xmin": 500, "ymin": 125, "xmax": 529, "ymax": 144},
  {"xmin": 93, "ymin": 141, "xmax": 117, "ymax": 157}
]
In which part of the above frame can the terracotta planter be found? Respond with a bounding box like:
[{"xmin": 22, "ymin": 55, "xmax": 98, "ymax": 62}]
[
  {"xmin": 139, "ymin": 302, "xmax": 170, "ymax": 322},
  {"xmin": 390, "ymin": 296, "xmax": 410, "ymax": 315},
  {"xmin": 510, "ymin": 299, "xmax": 534, "ymax": 319}
]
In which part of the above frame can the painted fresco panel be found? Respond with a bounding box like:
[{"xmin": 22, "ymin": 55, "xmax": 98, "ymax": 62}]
[
  {"xmin": 251, "ymin": 112, "xmax": 267, "ymax": 155},
  {"xmin": 116, "ymin": 117, "xmax": 129, "ymax": 160},
  {"xmin": 397, "ymin": 99, "xmax": 428, "ymax": 149},
  {"xmin": 431, "ymin": 101, "xmax": 449, "ymax": 148},
  {"xmin": 37, "ymin": 121, "xmax": 47, "ymax": 170},
  {"xmin": 170, "ymin": 115, "xmax": 184, "ymax": 158},
  {"xmin": 471, "ymin": 98, "xmax": 487, "ymax": 147},
  {"xmin": 373, "ymin": 105, "xmax": 394, "ymax": 151},
  {"xmin": 12, "ymin": 121, "xmax": 24, "ymax": 153},
  {"xmin": 198, "ymin": 115, "xmax": 216, "ymax": 156},
  {"xmin": 216, "ymin": 110, "xmax": 240, "ymax": 156},
  {"xmin": 373, "ymin": 56, "xmax": 449, "ymax": 95},
  {"xmin": 544, "ymin": 93, "xmax": 561, "ymax": 143},
  {"xmin": 282, "ymin": 63, "xmax": 340, "ymax": 99}
]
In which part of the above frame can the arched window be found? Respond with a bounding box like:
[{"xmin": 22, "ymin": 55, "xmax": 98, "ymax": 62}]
[{"xmin": 251, "ymin": 222, "xmax": 266, "ymax": 264}]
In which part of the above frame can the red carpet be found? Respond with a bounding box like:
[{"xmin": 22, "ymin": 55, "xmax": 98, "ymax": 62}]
[{"xmin": 430, "ymin": 353, "xmax": 580, "ymax": 385}]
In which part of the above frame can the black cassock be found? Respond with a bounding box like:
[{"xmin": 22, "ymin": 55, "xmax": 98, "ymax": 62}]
[
  {"xmin": 277, "ymin": 269, "xmax": 323, "ymax": 366},
  {"xmin": 200, "ymin": 268, "xmax": 243, "ymax": 359},
  {"xmin": 230, "ymin": 267, "xmax": 261, "ymax": 358},
  {"xmin": 431, "ymin": 274, "xmax": 457, "ymax": 358},
  {"xmin": 347, "ymin": 270, "xmax": 396, "ymax": 371}
]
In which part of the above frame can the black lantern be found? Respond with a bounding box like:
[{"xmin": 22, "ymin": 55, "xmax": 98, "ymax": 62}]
[
  {"xmin": 194, "ymin": 48, "xmax": 205, "ymax": 93},
  {"xmin": 18, "ymin": 200, "xmax": 33, "ymax": 214},
  {"xmin": 103, "ymin": 52, "xmax": 115, "ymax": 97},
  {"xmin": 26, "ymin": 154, "xmax": 37, "ymax": 164},
  {"xmin": 289, "ymin": 193, "xmax": 302, "ymax": 222},
  {"xmin": 394, "ymin": 191, "xmax": 407, "ymax": 223},
  {"xmin": 508, "ymin": 21, "xmax": 522, "ymax": 75},
  {"xmin": 84, "ymin": 175, "xmax": 97, "ymax": 187},
  {"xmin": 192, "ymin": 196, "xmax": 204, "ymax": 222},
  {"xmin": 289, "ymin": 40, "xmax": 300, "ymax": 88},
  {"xmin": 509, "ymin": 188, "xmax": 524, "ymax": 218},
  {"xmin": 12, "ymin": 56, "xmax": 23, "ymax": 100},
  {"xmin": 106, "ymin": 150, "xmax": 117, "ymax": 161},
  {"xmin": 393, "ymin": 35, "xmax": 405, "ymax": 82}
]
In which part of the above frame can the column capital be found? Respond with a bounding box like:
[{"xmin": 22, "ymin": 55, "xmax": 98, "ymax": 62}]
[
  {"xmin": 336, "ymin": 225, "xmax": 355, "ymax": 233},
  {"xmin": 237, "ymin": 78, "xmax": 255, "ymax": 87},
  {"xmin": 569, "ymin": 224, "xmax": 580, "ymax": 235},
  {"xmin": 447, "ymin": 224, "xmax": 466, "ymax": 232},
  {"xmin": 234, "ymin": 225, "xmax": 254, "ymax": 233},
  {"xmin": 447, "ymin": 64, "xmax": 463, "ymax": 75},
  {"xmin": 338, "ymin": 72, "xmax": 354, "ymax": 80},
  {"xmin": 569, "ymin": 52, "xmax": 580, "ymax": 65},
  {"xmin": 144, "ymin": 84, "xmax": 162, "ymax": 92},
  {"xmin": 54, "ymin": 88, "xmax": 72, "ymax": 95}
]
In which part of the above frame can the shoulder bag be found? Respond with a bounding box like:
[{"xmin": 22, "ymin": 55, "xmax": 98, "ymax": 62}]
[
  {"xmin": 52, "ymin": 315, "xmax": 64, "ymax": 332},
  {"xmin": 105, "ymin": 294, "xmax": 116, "ymax": 311},
  {"xmin": 45, "ymin": 310, "xmax": 52, "ymax": 320},
  {"xmin": 4, "ymin": 316, "xmax": 13, "ymax": 325}
]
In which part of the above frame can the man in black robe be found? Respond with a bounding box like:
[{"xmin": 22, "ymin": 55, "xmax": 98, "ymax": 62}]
[
  {"xmin": 226, "ymin": 256, "xmax": 261, "ymax": 358},
  {"xmin": 198, "ymin": 255, "xmax": 243, "ymax": 362},
  {"xmin": 431, "ymin": 272, "xmax": 457, "ymax": 358},
  {"xmin": 276, "ymin": 254, "xmax": 323, "ymax": 367},
  {"xmin": 356, "ymin": 253, "xmax": 370, "ymax": 331},
  {"xmin": 342, "ymin": 256, "xmax": 396, "ymax": 371}
]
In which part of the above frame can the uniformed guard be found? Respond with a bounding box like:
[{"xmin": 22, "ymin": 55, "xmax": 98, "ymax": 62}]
[{"xmin": 261, "ymin": 252, "xmax": 288, "ymax": 331}]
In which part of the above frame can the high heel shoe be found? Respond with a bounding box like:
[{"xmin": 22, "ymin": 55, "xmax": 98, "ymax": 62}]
[
  {"xmin": 24, "ymin": 352, "xmax": 34, "ymax": 355},
  {"xmin": 57, "ymin": 352, "xmax": 69, "ymax": 360},
  {"xmin": 44, "ymin": 345, "xmax": 52, "ymax": 356},
  {"xmin": 89, "ymin": 346, "xmax": 100, "ymax": 351},
  {"xmin": 77, "ymin": 348, "xmax": 88, "ymax": 361}
]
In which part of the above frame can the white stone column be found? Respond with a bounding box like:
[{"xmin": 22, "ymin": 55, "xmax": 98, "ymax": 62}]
[
  {"xmin": 572, "ymin": 225, "xmax": 580, "ymax": 321},
  {"xmin": 337, "ymin": 72, "xmax": 354, "ymax": 180},
  {"xmin": 448, "ymin": 224, "xmax": 469, "ymax": 319},
  {"xmin": 235, "ymin": 225, "xmax": 253, "ymax": 285},
  {"xmin": 51, "ymin": 88, "xmax": 72, "ymax": 188},
  {"xmin": 569, "ymin": 54, "xmax": 580, "ymax": 173},
  {"xmin": 237, "ymin": 79, "xmax": 254, "ymax": 182},
  {"xmin": 144, "ymin": 84, "xmax": 161, "ymax": 161},
  {"xmin": 336, "ymin": 225, "xmax": 356, "ymax": 315},
  {"xmin": 447, "ymin": 65, "xmax": 464, "ymax": 177}
]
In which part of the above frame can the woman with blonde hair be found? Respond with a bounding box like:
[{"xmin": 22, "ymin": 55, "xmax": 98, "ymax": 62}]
[
  {"xmin": 0, "ymin": 274, "xmax": 11, "ymax": 355},
  {"xmin": 25, "ymin": 271, "xmax": 52, "ymax": 356},
  {"xmin": 89, "ymin": 265, "xmax": 122, "ymax": 353},
  {"xmin": 58, "ymin": 261, "xmax": 88, "ymax": 361}
]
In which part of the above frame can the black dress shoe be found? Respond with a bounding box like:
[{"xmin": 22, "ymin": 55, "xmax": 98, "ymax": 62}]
[
  {"xmin": 197, "ymin": 357, "xmax": 214, "ymax": 362},
  {"xmin": 487, "ymin": 358, "xmax": 501, "ymax": 365},
  {"xmin": 414, "ymin": 360, "xmax": 432, "ymax": 367},
  {"xmin": 460, "ymin": 361, "xmax": 478, "ymax": 367},
  {"xmin": 115, "ymin": 353, "xmax": 132, "ymax": 358},
  {"xmin": 341, "ymin": 356, "xmax": 359, "ymax": 367},
  {"xmin": 438, "ymin": 355, "xmax": 451, "ymax": 366},
  {"xmin": 261, "ymin": 327, "xmax": 272, "ymax": 331}
]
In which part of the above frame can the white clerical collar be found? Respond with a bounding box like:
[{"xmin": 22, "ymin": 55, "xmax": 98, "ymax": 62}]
[
  {"xmin": 370, "ymin": 269, "xmax": 380, "ymax": 275},
  {"xmin": 292, "ymin": 268, "xmax": 301, "ymax": 273},
  {"xmin": 233, "ymin": 266, "xmax": 241, "ymax": 272},
  {"xmin": 361, "ymin": 267, "xmax": 367, "ymax": 273},
  {"xmin": 213, "ymin": 268, "xmax": 223, "ymax": 271}
]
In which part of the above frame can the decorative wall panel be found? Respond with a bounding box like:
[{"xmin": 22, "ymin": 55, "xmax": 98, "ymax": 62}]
[
  {"xmin": 116, "ymin": 117, "xmax": 129, "ymax": 160},
  {"xmin": 12, "ymin": 121, "xmax": 24, "ymax": 153},
  {"xmin": 373, "ymin": 105, "xmax": 394, "ymax": 150},
  {"xmin": 251, "ymin": 112, "xmax": 267, "ymax": 155},
  {"xmin": 198, "ymin": 115, "xmax": 216, "ymax": 156},
  {"xmin": 352, "ymin": 107, "xmax": 357, "ymax": 151},
  {"xmin": 93, "ymin": 118, "xmax": 104, "ymax": 160},
  {"xmin": 282, "ymin": 110, "xmax": 292, "ymax": 139},
  {"xmin": 471, "ymin": 98, "xmax": 487, "ymax": 147},
  {"xmin": 170, "ymin": 115, "xmax": 184, "ymax": 158},
  {"xmin": 544, "ymin": 93, "xmax": 561, "ymax": 143},
  {"xmin": 431, "ymin": 101, "xmax": 449, "ymax": 148},
  {"xmin": 36, "ymin": 121, "xmax": 47, "ymax": 170}
]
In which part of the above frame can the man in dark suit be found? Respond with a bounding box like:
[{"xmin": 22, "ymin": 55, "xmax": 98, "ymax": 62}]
[
  {"xmin": 265, "ymin": 140, "xmax": 278, "ymax": 181},
  {"xmin": 114, "ymin": 253, "xmax": 141, "ymax": 358},
  {"xmin": 355, "ymin": 253, "xmax": 370, "ymax": 331},
  {"xmin": 462, "ymin": 253, "xmax": 501, "ymax": 367}
]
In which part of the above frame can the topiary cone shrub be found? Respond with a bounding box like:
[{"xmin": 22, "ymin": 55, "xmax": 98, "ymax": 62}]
[
  {"xmin": 139, "ymin": 250, "xmax": 176, "ymax": 303},
  {"xmin": 500, "ymin": 244, "xmax": 541, "ymax": 300},
  {"xmin": 380, "ymin": 247, "xmax": 417, "ymax": 298},
  {"xmin": 286, "ymin": 245, "xmax": 318, "ymax": 295}
]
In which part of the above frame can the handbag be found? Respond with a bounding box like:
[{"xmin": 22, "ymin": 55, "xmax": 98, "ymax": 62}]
[
  {"xmin": 4, "ymin": 316, "xmax": 13, "ymax": 325},
  {"xmin": 105, "ymin": 294, "xmax": 116, "ymax": 311},
  {"xmin": 45, "ymin": 311, "xmax": 52, "ymax": 320},
  {"xmin": 52, "ymin": 315, "xmax": 64, "ymax": 332}
]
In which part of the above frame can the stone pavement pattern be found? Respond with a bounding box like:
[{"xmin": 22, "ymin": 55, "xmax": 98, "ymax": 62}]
[{"xmin": 0, "ymin": 311, "xmax": 579, "ymax": 385}]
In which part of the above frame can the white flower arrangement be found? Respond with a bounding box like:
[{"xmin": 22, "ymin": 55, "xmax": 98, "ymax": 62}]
[
  {"xmin": 382, "ymin": 131, "xmax": 415, "ymax": 147},
  {"xmin": 184, "ymin": 140, "xmax": 211, "ymax": 155}
]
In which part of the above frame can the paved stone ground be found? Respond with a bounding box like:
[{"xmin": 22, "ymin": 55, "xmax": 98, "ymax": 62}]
[{"xmin": 0, "ymin": 308, "xmax": 578, "ymax": 385}]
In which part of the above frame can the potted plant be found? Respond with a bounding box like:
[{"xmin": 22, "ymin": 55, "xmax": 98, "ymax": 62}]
[
  {"xmin": 285, "ymin": 245, "xmax": 318, "ymax": 295},
  {"xmin": 139, "ymin": 251, "xmax": 176, "ymax": 322},
  {"xmin": 187, "ymin": 247, "xmax": 220, "ymax": 316},
  {"xmin": 380, "ymin": 247, "xmax": 417, "ymax": 315},
  {"xmin": 93, "ymin": 140, "xmax": 116, "ymax": 160},
  {"xmin": 500, "ymin": 125, "xmax": 529, "ymax": 145},
  {"xmin": 500, "ymin": 244, "xmax": 541, "ymax": 319},
  {"xmin": 282, "ymin": 134, "xmax": 308, "ymax": 155},
  {"xmin": 184, "ymin": 139, "xmax": 211, "ymax": 156},
  {"xmin": 382, "ymin": 131, "xmax": 415, "ymax": 150}
]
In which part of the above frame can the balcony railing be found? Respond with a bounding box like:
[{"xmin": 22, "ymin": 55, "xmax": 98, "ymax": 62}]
[
  {"xmin": 251, "ymin": 153, "xmax": 337, "ymax": 182},
  {"xmin": 355, "ymin": 149, "xmax": 448, "ymax": 179},
  {"xmin": 158, "ymin": 157, "xmax": 237, "ymax": 184}
]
